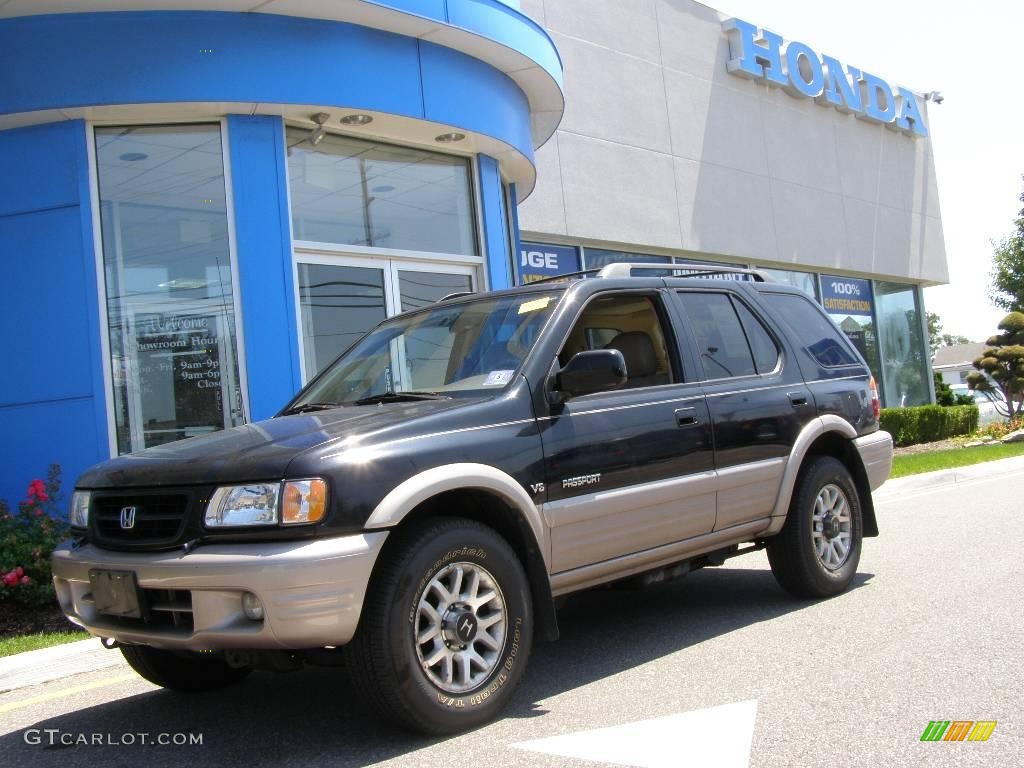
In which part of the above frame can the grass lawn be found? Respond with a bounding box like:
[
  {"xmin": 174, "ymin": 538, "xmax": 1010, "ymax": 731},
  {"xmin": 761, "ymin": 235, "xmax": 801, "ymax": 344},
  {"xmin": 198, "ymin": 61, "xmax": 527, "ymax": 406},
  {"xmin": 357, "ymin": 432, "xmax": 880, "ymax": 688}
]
[
  {"xmin": 0, "ymin": 630, "xmax": 87, "ymax": 658},
  {"xmin": 891, "ymin": 441, "xmax": 1024, "ymax": 478}
]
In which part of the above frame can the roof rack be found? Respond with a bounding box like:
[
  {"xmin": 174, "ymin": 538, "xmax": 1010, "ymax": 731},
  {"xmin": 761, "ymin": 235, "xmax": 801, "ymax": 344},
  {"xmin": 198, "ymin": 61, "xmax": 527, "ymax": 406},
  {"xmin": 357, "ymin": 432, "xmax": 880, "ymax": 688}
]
[
  {"xmin": 520, "ymin": 262, "xmax": 775, "ymax": 286},
  {"xmin": 437, "ymin": 291, "xmax": 477, "ymax": 302},
  {"xmin": 597, "ymin": 262, "xmax": 773, "ymax": 282}
]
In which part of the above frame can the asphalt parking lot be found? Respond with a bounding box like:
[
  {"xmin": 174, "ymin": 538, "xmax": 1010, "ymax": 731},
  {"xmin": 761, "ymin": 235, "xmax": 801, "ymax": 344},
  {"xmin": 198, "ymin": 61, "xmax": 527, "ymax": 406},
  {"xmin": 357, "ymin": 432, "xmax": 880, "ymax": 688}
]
[{"xmin": 1, "ymin": 473, "xmax": 1019, "ymax": 767}]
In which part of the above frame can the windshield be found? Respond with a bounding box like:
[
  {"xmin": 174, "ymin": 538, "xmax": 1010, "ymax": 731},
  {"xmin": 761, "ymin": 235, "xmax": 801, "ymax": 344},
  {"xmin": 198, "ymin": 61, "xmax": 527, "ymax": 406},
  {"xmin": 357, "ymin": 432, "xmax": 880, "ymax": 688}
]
[{"xmin": 292, "ymin": 290, "xmax": 563, "ymax": 407}]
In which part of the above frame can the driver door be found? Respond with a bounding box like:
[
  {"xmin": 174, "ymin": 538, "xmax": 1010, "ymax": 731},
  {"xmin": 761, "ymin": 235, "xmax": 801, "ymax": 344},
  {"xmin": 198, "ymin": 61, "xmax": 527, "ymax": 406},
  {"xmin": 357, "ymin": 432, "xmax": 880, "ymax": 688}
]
[{"xmin": 539, "ymin": 291, "xmax": 716, "ymax": 573}]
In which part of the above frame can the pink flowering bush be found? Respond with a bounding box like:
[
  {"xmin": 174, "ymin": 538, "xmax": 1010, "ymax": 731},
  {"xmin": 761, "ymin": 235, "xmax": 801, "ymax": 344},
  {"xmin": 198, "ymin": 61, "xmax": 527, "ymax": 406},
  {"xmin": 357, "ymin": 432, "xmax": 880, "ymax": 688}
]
[{"xmin": 0, "ymin": 465, "xmax": 68, "ymax": 606}]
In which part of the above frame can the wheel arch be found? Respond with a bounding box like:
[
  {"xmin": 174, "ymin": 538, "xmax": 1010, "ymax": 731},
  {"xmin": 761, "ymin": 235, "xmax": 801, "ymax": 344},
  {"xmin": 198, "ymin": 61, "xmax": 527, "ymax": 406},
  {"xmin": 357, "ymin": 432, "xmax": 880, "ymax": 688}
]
[
  {"xmin": 769, "ymin": 417, "xmax": 879, "ymax": 538},
  {"xmin": 364, "ymin": 464, "xmax": 559, "ymax": 641}
]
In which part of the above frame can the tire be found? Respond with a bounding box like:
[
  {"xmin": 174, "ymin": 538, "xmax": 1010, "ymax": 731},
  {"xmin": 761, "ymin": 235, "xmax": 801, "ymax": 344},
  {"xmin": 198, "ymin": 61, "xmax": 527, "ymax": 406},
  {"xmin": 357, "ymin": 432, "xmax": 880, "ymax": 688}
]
[
  {"xmin": 344, "ymin": 517, "xmax": 533, "ymax": 735},
  {"xmin": 120, "ymin": 645, "xmax": 252, "ymax": 692},
  {"xmin": 768, "ymin": 456, "xmax": 863, "ymax": 598}
]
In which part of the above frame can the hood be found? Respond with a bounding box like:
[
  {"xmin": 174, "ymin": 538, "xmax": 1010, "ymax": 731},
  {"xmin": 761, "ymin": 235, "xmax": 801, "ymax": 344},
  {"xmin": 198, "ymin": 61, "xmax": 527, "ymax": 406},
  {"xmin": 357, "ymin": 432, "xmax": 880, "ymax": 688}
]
[{"xmin": 76, "ymin": 397, "xmax": 485, "ymax": 488}]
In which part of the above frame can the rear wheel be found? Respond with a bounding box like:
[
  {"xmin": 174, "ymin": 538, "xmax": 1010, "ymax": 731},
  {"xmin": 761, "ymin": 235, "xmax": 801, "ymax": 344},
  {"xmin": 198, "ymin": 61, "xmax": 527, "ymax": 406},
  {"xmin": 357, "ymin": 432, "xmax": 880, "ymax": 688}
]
[
  {"xmin": 344, "ymin": 517, "xmax": 533, "ymax": 734},
  {"xmin": 120, "ymin": 645, "xmax": 251, "ymax": 691},
  {"xmin": 768, "ymin": 456, "xmax": 863, "ymax": 598}
]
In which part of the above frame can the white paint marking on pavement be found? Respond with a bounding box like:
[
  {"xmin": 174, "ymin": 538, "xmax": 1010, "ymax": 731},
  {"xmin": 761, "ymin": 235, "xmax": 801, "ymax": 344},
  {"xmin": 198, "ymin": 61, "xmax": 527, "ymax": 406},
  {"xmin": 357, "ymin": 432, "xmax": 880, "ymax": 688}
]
[{"xmin": 510, "ymin": 699, "xmax": 758, "ymax": 768}]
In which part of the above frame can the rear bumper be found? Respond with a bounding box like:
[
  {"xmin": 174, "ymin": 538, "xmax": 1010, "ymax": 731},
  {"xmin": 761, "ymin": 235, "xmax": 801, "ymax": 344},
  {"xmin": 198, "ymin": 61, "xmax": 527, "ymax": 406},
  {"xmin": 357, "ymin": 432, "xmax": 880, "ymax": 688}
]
[
  {"xmin": 51, "ymin": 532, "xmax": 388, "ymax": 651},
  {"xmin": 854, "ymin": 430, "xmax": 894, "ymax": 491}
]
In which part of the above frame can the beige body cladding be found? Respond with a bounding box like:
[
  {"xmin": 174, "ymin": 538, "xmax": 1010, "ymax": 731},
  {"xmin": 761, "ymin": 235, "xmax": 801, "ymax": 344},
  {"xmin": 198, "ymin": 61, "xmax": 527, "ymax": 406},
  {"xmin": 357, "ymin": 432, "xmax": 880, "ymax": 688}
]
[{"xmin": 52, "ymin": 416, "xmax": 890, "ymax": 650}]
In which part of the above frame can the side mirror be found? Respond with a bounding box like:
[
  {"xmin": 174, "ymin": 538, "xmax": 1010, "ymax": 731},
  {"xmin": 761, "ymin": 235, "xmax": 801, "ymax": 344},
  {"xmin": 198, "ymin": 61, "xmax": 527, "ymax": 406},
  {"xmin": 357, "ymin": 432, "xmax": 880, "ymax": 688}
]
[{"xmin": 554, "ymin": 349, "xmax": 628, "ymax": 399}]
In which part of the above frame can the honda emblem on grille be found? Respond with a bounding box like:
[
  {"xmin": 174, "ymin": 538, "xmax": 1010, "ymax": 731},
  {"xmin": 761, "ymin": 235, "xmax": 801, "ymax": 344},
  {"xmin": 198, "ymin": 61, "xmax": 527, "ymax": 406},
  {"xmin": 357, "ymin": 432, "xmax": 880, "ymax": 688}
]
[{"xmin": 119, "ymin": 506, "xmax": 137, "ymax": 530}]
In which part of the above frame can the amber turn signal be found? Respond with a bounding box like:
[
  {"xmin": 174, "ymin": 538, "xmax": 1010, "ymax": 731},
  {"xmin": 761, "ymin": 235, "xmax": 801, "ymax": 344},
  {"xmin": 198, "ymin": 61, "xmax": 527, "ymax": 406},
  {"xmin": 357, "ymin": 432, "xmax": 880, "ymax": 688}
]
[{"xmin": 281, "ymin": 479, "xmax": 328, "ymax": 524}]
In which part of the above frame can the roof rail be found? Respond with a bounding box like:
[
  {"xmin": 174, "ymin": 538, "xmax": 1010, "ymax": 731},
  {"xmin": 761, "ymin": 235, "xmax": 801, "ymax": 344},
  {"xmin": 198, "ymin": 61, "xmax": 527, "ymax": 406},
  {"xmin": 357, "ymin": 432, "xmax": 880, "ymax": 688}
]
[
  {"xmin": 437, "ymin": 291, "xmax": 477, "ymax": 302},
  {"xmin": 597, "ymin": 262, "xmax": 773, "ymax": 282}
]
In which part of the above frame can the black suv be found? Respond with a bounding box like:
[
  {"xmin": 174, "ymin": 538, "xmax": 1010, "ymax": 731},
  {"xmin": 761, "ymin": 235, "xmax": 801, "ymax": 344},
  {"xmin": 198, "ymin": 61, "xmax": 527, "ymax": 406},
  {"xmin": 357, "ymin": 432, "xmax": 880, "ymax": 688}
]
[{"xmin": 53, "ymin": 264, "xmax": 893, "ymax": 734}]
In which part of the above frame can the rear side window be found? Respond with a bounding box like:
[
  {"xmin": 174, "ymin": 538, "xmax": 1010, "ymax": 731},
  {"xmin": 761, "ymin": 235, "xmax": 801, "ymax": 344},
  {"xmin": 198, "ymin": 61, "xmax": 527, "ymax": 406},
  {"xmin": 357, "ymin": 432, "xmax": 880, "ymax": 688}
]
[
  {"xmin": 762, "ymin": 292, "xmax": 859, "ymax": 367},
  {"xmin": 676, "ymin": 292, "xmax": 756, "ymax": 379},
  {"xmin": 734, "ymin": 300, "xmax": 780, "ymax": 374}
]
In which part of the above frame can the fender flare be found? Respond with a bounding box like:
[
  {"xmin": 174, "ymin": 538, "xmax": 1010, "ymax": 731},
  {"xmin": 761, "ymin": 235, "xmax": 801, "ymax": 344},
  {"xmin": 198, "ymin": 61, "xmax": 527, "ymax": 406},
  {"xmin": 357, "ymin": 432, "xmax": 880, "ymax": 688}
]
[
  {"xmin": 364, "ymin": 462, "xmax": 558, "ymax": 640},
  {"xmin": 765, "ymin": 416, "xmax": 858, "ymax": 534}
]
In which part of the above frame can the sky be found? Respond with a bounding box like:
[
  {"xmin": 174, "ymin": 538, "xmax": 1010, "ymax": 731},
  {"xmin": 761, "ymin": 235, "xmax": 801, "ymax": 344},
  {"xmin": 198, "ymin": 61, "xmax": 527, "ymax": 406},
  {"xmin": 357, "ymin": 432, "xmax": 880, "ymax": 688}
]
[{"xmin": 713, "ymin": 0, "xmax": 1024, "ymax": 342}]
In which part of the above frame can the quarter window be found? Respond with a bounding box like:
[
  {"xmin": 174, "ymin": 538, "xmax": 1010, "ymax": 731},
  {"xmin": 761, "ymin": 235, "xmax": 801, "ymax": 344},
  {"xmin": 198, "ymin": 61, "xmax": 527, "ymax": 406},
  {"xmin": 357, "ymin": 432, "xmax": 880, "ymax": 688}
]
[{"xmin": 762, "ymin": 292, "xmax": 860, "ymax": 368}]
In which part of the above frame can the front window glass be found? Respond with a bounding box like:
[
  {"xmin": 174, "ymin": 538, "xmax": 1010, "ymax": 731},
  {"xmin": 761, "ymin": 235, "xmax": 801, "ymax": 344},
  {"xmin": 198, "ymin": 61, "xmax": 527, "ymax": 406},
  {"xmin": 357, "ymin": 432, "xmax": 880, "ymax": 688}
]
[
  {"xmin": 875, "ymin": 281, "xmax": 929, "ymax": 407},
  {"xmin": 294, "ymin": 291, "xmax": 562, "ymax": 406},
  {"xmin": 819, "ymin": 275, "xmax": 882, "ymax": 380},
  {"xmin": 286, "ymin": 128, "xmax": 477, "ymax": 255},
  {"xmin": 95, "ymin": 125, "xmax": 245, "ymax": 454}
]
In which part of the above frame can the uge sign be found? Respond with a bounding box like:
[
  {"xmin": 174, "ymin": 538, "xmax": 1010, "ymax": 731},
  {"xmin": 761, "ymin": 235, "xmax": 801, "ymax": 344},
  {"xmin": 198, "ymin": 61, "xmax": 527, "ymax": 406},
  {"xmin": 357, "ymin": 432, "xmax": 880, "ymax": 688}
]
[{"xmin": 723, "ymin": 18, "xmax": 927, "ymax": 138}]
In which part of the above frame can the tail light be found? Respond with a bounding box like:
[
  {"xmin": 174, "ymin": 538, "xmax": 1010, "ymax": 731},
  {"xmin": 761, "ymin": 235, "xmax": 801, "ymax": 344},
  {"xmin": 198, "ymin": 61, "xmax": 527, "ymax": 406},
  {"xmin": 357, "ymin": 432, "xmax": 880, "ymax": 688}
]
[{"xmin": 869, "ymin": 376, "xmax": 880, "ymax": 420}]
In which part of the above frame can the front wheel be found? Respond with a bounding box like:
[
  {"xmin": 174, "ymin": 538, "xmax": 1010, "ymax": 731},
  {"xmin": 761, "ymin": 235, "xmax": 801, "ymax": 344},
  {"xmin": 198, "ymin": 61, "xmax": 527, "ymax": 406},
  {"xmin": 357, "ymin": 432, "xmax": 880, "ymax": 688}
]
[
  {"xmin": 120, "ymin": 645, "xmax": 251, "ymax": 691},
  {"xmin": 344, "ymin": 517, "xmax": 533, "ymax": 734},
  {"xmin": 768, "ymin": 456, "xmax": 863, "ymax": 598}
]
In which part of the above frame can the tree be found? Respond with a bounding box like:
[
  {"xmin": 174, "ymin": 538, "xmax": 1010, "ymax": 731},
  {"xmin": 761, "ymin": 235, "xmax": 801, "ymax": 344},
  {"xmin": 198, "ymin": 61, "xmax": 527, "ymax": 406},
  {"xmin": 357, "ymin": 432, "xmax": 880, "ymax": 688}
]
[
  {"xmin": 967, "ymin": 311, "xmax": 1024, "ymax": 419},
  {"xmin": 926, "ymin": 311, "xmax": 971, "ymax": 358},
  {"xmin": 933, "ymin": 373, "xmax": 973, "ymax": 407},
  {"xmin": 990, "ymin": 178, "xmax": 1024, "ymax": 313}
]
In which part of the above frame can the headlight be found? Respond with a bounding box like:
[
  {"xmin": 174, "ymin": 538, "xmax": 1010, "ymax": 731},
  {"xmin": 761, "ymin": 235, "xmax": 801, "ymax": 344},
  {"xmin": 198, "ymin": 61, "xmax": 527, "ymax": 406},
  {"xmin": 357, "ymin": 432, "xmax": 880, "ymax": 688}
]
[
  {"xmin": 205, "ymin": 484, "xmax": 280, "ymax": 528},
  {"xmin": 281, "ymin": 479, "xmax": 328, "ymax": 525},
  {"xmin": 70, "ymin": 491, "xmax": 90, "ymax": 529}
]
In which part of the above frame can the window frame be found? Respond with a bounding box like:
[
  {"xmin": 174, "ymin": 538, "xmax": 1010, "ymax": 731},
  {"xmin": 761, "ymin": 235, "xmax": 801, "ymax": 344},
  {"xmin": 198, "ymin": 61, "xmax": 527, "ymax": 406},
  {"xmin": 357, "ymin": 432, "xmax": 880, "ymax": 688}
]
[
  {"xmin": 86, "ymin": 118, "xmax": 251, "ymax": 456},
  {"xmin": 284, "ymin": 124, "xmax": 482, "ymax": 260}
]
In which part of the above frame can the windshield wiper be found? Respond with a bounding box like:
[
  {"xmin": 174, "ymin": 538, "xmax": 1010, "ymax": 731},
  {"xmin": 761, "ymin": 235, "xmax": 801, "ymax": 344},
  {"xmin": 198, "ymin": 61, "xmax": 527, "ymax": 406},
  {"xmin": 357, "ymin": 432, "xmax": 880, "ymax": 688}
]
[
  {"xmin": 282, "ymin": 402, "xmax": 342, "ymax": 415},
  {"xmin": 353, "ymin": 390, "xmax": 451, "ymax": 405}
]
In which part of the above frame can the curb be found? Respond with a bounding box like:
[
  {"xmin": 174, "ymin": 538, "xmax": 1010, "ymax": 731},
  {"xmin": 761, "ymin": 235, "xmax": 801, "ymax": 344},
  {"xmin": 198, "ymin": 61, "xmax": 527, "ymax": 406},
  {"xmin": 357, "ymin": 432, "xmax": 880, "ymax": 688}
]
[
  {"xmin": 874, "ymin": 453, "xmax": 1024, "ymax": 499},
  {"xmin": 0, "ymin": 637, "xmax": 125, "ymax": 694}
]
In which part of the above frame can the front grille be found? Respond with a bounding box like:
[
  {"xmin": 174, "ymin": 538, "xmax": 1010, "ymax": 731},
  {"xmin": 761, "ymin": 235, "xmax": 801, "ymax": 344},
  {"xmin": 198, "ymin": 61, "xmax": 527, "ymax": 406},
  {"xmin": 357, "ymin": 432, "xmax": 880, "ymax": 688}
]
[
  {"xmin": 92, "ymin": 492, "xmax": 190, "ymax": 549},
  {"xmin": 95, "ymin": 588, "xmax": 195, "ymax": 634}
]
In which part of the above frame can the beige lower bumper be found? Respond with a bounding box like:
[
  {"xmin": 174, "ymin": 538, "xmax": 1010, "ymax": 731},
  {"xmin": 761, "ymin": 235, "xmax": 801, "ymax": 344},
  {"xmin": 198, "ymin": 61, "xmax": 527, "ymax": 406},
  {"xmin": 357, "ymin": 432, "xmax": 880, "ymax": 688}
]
[
  {"xmin": 854, "ymin": 429, "xmax": 894, "ymax": 491},
  {"xmin": 51, "ymin": 532, "xmax": 388, "ymax": 651}
]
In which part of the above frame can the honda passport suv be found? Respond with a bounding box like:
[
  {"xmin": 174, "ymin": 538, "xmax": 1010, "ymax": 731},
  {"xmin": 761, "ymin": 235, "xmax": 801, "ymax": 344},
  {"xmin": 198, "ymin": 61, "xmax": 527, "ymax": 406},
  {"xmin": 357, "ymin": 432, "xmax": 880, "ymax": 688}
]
[{"xmin": 53, "ymin": 263, "xmax": 893, "ymax": 734}]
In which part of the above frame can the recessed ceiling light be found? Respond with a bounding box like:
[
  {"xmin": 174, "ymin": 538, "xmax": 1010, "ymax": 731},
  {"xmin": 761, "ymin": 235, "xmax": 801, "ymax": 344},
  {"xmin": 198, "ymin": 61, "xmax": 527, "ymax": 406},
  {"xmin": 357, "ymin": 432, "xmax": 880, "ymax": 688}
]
[
  {"xmin": 340, "ymin": 114, "xmax": 373, "ymax": 126},
  {"xmin": 119, "ymin": 152, "xmax": 148, "ymax": 161},
  {"xmin": 435, "ymin": 132, "xmax": 466, "ymax": 143},
  {"xmin": 371, "ymin": 185, "xmax": 395, "ymax": 193}
]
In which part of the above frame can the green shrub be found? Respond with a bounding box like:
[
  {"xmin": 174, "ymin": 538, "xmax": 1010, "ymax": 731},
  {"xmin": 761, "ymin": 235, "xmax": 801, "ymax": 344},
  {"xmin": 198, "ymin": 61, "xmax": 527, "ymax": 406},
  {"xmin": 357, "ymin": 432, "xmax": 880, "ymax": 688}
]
[
  {"xmin": 0, "ymin": 465, "xmax": 68, "ymax": 607},
  {"xmin": 880, "ymin": 405, "xmax": 980, "ymax": 446}
]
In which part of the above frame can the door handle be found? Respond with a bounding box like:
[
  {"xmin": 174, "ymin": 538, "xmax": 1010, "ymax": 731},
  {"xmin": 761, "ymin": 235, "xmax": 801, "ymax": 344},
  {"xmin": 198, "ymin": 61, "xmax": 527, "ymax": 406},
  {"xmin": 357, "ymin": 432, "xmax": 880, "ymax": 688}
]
[
  {"xmin": 788, "ymin": 392, "xmax": 809, "ymax": 407},
  {"xmin": 675, "ymin": 407, "xmax": 700, "ymax": 427}
]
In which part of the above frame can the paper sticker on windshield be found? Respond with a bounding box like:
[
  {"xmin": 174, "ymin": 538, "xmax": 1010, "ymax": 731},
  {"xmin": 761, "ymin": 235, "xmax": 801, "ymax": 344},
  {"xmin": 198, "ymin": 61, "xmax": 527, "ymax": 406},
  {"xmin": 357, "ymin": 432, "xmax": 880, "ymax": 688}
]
[
  {"xmin": 518, "ymin": 296, "xmax": 552, "ymax": 314},
  {"xmin": 483, "ymin": 370, "xmax": 515, "ymax": 387}
]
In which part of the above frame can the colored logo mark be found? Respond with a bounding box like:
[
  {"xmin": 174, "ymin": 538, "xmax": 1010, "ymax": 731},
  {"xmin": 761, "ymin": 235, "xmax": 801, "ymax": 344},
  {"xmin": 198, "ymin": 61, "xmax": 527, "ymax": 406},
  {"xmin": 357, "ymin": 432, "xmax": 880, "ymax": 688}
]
[{"xmin": 920, "ymin": 720, "xmax": 997, "ymax": 742}]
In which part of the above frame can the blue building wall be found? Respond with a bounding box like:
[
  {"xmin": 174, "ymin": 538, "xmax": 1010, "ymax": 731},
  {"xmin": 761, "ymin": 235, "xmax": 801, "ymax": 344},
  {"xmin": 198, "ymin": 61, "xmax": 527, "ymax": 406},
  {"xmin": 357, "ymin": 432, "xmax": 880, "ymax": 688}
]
[
  {"xmin": 0, "ymin": 121, "xmax": 108, "ymax": 507},
  {"xmin": 226, "ymin": 114, "xmax": 303, "ymax": 421},
  {"xmin": 0, "ymin": 4, "xmax": 562, "ymax": 500}
]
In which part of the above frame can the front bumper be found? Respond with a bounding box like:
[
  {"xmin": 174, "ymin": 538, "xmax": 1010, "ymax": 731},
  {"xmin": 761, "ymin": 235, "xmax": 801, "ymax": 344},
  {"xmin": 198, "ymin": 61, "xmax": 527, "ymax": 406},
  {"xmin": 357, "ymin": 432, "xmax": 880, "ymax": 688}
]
[
  {"xmin": 51, "ymin": 532, "xmax": 388, "ymax": 651},
  {"xmin": 854, "ymin": 429, "xmax": 894, "ymax": 491}
]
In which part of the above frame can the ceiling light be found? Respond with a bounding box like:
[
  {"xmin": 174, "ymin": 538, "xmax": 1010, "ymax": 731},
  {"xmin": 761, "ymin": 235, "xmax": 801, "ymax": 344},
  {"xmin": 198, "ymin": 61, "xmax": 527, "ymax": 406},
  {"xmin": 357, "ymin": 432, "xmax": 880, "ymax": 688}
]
[
  {"xmin": 119, "ymin": 152, "xmax": 148, "ymax": 162},
  {"xmin": 309, "ymin": 112, "xmax": 331, "ymax": 146},
  {"xmin": 435, "ymin": 132, "xmax": 466, "ymax": 143},
  {"xmin": 340, "ymin": 114, "xmax": 373, "ymax": 126}
]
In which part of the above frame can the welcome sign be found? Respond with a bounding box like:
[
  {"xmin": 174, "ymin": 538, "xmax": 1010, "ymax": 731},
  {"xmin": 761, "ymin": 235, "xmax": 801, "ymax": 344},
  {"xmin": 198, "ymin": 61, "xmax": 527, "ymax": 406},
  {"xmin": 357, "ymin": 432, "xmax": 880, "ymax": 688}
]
[{"xmin": 723, "ymin": 18, "xmax": 927, "ymax": 138}]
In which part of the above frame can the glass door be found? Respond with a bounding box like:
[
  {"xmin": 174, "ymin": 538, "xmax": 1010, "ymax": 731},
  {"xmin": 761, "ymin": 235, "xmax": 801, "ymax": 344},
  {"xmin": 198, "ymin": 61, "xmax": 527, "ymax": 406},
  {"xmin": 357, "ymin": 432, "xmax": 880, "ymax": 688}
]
[{"xmin": 295, "ymin": 254, "xmax": 476, "ymax": 381}]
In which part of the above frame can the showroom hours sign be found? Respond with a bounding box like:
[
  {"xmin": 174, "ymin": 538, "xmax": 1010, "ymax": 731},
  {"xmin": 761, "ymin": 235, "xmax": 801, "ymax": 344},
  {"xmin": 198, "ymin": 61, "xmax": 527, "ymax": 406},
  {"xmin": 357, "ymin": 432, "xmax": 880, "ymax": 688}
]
[{"xmin": 134, "ymin": 314, "xmax": 226, "ymax": 446}]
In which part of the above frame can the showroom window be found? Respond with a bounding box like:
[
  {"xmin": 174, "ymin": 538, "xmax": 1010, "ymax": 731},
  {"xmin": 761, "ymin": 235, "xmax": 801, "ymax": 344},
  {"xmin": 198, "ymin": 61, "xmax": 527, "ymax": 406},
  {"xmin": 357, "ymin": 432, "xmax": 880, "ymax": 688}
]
[
  {"xmin": 874, "ymin": 281, "xmax": 930, "ymax": 407},
  {"xmin": 761, "ymin": 268, "xmax": 819, "ymax": 299},
  {"xmin": 95, "ymin": 124, "xmax": 245, "ymax": 454},
  {"xmin": 819, "ymin": 274, "xmax": 882, "ymax": 387},
  {"xmin": 286, "ymin": 128, "xmax": 477, "ymax": 256}
]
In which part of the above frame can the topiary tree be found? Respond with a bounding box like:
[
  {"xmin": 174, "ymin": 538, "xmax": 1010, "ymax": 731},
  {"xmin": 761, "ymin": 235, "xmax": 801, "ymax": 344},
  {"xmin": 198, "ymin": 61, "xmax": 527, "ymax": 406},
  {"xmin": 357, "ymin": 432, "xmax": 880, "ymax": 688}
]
[{"xmin": 967, "ymin": 311, "xmax": 1024, "ymax": 419}]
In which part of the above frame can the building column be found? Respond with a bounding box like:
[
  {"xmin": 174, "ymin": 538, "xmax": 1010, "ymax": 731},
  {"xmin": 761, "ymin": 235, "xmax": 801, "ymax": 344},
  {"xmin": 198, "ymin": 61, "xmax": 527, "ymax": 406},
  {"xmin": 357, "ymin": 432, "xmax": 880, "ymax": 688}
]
[{"xmin": 226, "ymin": 114, "xmax": 302, "ymax": 420}]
